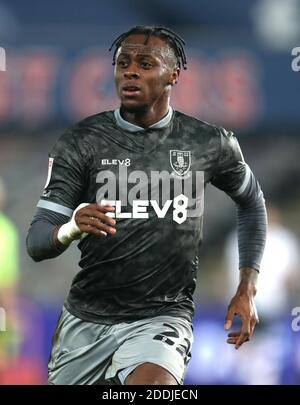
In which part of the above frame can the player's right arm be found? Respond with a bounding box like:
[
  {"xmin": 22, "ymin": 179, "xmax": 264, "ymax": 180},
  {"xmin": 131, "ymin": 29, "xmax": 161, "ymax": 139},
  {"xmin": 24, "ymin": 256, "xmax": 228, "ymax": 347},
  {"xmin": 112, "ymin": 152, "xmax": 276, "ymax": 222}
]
[{"xmin": 26, "ymin": 129, "xmax": 116, "ymax": 262}]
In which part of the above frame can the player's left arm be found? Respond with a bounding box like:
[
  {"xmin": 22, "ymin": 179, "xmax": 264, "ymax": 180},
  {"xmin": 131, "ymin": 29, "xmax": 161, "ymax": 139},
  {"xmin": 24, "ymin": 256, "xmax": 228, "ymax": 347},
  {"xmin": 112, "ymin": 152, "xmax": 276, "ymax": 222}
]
[{"xmin": 211, "ymin": 128, "xmax": 267, "ymax": 349}]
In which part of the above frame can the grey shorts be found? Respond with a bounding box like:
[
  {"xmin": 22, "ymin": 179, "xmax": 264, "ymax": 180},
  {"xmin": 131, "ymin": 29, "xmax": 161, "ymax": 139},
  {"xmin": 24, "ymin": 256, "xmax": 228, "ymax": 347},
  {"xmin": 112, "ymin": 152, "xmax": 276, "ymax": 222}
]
[{"xmin": 48, "ymin": 306, "xmax": 193, "ymax": 385}]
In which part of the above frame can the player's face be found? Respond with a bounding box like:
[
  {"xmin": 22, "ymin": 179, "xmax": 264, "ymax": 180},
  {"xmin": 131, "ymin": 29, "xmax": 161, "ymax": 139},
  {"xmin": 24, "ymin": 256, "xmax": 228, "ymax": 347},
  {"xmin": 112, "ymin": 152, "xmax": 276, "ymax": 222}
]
[{"xmin": 114, "ymin": 34, "xmax": 179, "ymax": 111}]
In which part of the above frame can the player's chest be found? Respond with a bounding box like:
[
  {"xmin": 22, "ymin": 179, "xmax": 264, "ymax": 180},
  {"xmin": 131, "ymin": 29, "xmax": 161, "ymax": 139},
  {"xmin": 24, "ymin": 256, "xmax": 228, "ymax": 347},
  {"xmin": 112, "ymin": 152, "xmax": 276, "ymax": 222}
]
[
  {"xmin": 86, "ymin": 140, "xmax": 208, "ymax": 209},
  {"xmin": 90, "ymin": 138, "xmax": 211, "ymax": 180}
]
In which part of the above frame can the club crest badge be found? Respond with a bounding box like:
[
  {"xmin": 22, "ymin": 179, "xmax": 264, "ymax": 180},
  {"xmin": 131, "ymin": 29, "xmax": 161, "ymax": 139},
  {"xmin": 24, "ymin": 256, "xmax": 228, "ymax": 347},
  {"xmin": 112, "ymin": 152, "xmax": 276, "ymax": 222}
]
[{"xmin": 170, "ymin": 150, "xmax": 191, "ymax": 176}]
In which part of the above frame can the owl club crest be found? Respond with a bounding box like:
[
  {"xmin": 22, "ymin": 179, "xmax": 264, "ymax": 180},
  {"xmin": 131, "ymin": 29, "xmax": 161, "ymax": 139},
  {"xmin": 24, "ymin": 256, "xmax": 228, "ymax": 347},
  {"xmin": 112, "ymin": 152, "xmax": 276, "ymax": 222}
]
[{"xmin": 170, "ymin": 150, "xmax": 191, "ymax": 176}]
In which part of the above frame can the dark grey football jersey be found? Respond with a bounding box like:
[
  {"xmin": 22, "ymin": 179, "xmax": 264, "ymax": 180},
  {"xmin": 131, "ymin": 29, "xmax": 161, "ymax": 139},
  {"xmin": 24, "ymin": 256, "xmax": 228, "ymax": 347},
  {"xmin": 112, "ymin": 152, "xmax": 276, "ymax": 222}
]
[{"xmin": 38, "ymin": 109, "xmax": 253, "ymax": 324}]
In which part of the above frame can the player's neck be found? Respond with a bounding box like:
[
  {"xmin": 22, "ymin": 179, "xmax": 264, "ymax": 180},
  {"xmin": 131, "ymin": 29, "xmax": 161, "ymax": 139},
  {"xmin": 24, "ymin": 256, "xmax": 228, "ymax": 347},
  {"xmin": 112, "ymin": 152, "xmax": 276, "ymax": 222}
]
[{"xmin": 120, "ymin": 103, "xmax": 170, "ymax": 129}]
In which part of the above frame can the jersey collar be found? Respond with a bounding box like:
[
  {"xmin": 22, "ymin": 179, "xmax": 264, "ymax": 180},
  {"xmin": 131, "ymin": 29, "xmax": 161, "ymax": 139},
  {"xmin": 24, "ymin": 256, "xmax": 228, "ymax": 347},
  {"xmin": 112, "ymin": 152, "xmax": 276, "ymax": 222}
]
[{"xmin": 114, "ymin": 107, "xmax": 173, "ymax": 132}]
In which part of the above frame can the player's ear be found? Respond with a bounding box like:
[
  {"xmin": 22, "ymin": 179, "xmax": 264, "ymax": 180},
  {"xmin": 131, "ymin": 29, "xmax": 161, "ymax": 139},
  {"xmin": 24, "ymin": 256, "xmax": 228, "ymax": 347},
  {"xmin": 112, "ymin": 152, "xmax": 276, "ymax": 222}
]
[{"xmin": 168, "ymin": 67, "xmax": 180, "ymax": 86}]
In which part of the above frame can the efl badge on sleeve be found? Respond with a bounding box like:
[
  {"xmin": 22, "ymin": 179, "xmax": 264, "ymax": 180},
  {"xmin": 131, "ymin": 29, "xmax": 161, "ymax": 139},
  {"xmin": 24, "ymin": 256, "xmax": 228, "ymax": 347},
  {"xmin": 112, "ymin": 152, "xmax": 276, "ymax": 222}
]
[{"xmin": 43, "ymin": 157, "xmax": 54, "ymax": 190}]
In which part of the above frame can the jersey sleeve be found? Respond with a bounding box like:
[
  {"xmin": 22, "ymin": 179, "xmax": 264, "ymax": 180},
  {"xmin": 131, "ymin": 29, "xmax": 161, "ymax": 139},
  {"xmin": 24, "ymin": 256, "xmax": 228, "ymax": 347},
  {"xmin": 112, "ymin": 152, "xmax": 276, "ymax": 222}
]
[
  {"xmin": 37, "ymin": 129, "xmax": 87, "ymax": 217},
  {"xmin": 210, "ymin": 127, "xmax": 250, "ymax": 198},
  {"xmin": 211, "ymin": 127, "xmax": 267, "ymax": 272}
]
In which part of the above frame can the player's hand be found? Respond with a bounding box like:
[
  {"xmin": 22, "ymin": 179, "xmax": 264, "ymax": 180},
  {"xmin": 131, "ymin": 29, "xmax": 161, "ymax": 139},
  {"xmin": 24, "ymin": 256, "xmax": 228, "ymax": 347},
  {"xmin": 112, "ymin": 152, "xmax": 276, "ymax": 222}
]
[
  {"xmin": 224, "ymin": 267, "xmax": 259, "ymax": 350},
  {"xmin": 74, "ymin": 203, "xmax": 116, "ymax": 237}
]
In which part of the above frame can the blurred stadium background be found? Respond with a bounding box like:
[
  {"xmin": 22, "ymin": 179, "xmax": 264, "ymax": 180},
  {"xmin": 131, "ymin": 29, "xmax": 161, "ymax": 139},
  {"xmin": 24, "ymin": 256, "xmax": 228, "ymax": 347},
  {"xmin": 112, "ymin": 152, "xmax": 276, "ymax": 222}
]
[{"xmin": 0, "ymin": 0, "xmax": 300, "ymax": 385}]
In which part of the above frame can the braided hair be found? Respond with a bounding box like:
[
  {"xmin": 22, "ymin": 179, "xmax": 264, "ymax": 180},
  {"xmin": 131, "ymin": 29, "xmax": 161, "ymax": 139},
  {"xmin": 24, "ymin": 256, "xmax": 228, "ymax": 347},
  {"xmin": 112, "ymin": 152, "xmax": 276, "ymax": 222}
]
[{"xmin": 109, "ymin": 25, "xmax": 187, "ymax": 70}]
